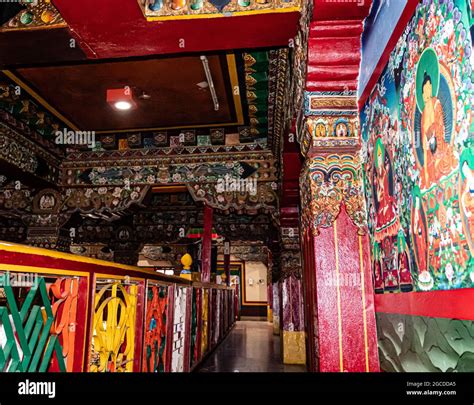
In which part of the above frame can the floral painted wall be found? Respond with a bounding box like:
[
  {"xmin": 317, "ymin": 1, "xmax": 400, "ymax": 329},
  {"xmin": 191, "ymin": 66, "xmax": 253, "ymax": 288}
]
[{"xmin": 361, "ymin": 0, "xmax": 474, "ymax": 294}]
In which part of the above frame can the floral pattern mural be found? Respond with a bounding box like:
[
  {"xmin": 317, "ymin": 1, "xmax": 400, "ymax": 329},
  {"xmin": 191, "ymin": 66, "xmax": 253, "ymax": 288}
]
[{"xmin": 361, "ymin": 0, "xmax": 474, "ymax": 293}]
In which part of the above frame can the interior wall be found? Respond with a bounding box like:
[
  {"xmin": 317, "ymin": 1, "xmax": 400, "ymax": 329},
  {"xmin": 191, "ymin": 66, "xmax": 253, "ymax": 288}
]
[
  {"xmin": 361, "ymin": 0, "xmax": 474, "ymax": 371},
  {"xmin": 243, "ymin": 261, "xmax": 268, "ymax": 303},
  {"xmin": 242, "ymin": 261, "xmax": 268, "ymax": 317}
]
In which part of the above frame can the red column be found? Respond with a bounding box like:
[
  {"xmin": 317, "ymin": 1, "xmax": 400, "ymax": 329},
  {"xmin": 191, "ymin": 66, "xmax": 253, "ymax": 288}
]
[
  {"xmin": 304, "ymin": 208, "xmax": 379, "ymax": 372},
  {"xmin": 223, "ymin": 239, "xmax": 230, "ymax": 286},
  {"xmin": 201, "ymin": 205, "xmax": 213, "ymax": 284}
]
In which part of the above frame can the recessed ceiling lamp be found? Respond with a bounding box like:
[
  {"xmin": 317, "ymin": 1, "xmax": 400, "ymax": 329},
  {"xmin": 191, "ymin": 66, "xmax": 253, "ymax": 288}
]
[{"xmin": 106, "ymin": 87, "xmax": 137, "ymax": 111}]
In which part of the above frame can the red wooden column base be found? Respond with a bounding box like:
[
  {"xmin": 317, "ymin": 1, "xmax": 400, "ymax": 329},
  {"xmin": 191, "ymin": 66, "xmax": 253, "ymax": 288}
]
[{"xmin": 302, "ymin": 208, "xmax": 379, "ymax": 372}]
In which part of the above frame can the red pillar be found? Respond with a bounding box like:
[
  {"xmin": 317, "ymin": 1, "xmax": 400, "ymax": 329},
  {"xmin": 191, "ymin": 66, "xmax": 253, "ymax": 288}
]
[
  {"xmin": 223, "ymin": 239, "xmax": 230, "ymax": 286},
  {"xmin": 302, "ymin": 208, "xmax": 379, "ymax": 372},
  {"xmin": 299, "ymin": 154, "xmax": 380, "ymax": 372},
  {"xmin": 201, "ymin": 205, "xmax": 213, "ymax": 284}
]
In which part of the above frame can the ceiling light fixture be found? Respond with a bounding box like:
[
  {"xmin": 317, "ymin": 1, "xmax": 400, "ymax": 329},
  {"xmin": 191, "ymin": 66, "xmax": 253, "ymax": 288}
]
[
  {"xmin": 107, "ymin": 87, "xmax": 137, "ymax": 111},
  {"xmin": 200, "ymin": 55, "xmax": 219, "ymax": 111},
  {"xmin": 114, "ymin": 101, "xmax": 133, "ymax": 110}
]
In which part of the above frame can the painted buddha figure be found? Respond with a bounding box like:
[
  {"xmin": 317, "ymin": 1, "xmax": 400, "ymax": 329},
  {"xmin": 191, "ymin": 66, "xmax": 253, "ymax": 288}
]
[
  {"xmin": 420, "ymin": 72, "xmax": 456, "ymax": 187},
  {"xmin": 374, "ymin": 139, "xmax": 398, "ymax": 234}
]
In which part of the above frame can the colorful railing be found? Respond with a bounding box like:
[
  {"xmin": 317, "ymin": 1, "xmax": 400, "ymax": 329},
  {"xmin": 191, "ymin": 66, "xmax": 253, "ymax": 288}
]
[
  {"xmin": 138, "ymin": 0, "xmax": 301, "ymax": 21},
  {"xmin": 0, "ymin": 242, "xmax": 236, "ymax": 372}
]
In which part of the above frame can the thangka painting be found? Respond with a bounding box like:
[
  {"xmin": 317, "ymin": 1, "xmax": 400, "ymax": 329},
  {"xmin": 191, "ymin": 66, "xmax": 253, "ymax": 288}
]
[{"xmin": 361, "ymin": 0, "xmax": 474, "ymax": 293}]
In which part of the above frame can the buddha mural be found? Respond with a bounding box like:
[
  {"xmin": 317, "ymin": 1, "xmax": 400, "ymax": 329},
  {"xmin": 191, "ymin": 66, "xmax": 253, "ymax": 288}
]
[
  {"xmin": 371, "ymin": 137, "xmax": 405, "ymax": 292},
  {"xmin": 334, "ymin": 119, "xmax": 349, "ymax": 137},
  {"xmin": 315, "ymin": 122, "xmax": 327, "ymax": 137},
  {"xmin": 414, "ymin": 48, "xmax": 457, "ymax": 188},
  {"xmin": 373, "ymin": 138, "xmax": 399, "ymax": 237},
  {"xmin": 39, "ymin": 193, "xmax": 56, "ymax": 210}
]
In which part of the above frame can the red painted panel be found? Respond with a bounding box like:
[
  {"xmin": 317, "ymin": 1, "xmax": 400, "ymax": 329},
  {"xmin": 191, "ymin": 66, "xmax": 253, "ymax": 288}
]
[
  {"xmin": 304, "ymin": 208, "xmax": 379, "ymax": 372},
  {"xmin": 308, "ymin": 37, "xmax": 362, "ymax": 65},
  {"xmin": 337, "ymin": 209, "xmax": 379, "ymax": 371},
  {"xmin": 53, "ymin": 0, "xmax": 300, "ymax": 59},
  {"xmin": 309, "ymin": 20, "xmax": 363, "ymax": 37},
  {"xmin": 337, "ymin": 209, "xmax": 369, "ymax": 372},
  {"xmin": 307, "ymin": 65, "xmax": 360, "ymax": 82},
  {"xmin": 375, "ymin": 289, "xmax": 474, "ymax": 321},
  {"xmin": 313, "ymin": 224, "xmax": 340, "ymax": 372}
]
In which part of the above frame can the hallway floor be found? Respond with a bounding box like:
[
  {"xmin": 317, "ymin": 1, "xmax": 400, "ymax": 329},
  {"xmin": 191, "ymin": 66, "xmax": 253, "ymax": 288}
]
[{"xmin": 197, "ymin": 320, "xmax": 306, "ymax": 372}]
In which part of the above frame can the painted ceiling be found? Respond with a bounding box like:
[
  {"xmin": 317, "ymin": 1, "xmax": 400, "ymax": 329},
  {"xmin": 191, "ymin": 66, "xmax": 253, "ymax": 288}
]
[
  {"xmin": 0, "ymin": 48, "xmax": 283, "ymax": 151},
  {"xmin": 11, "ymin": 55, "xmax": 239, "ymax": 132}
]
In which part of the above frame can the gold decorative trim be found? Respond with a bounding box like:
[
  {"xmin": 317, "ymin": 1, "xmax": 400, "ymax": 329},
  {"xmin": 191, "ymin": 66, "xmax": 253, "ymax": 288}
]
[{"xmin": 309, "ymin": 96, "xmax": 357, "ymax": 111}]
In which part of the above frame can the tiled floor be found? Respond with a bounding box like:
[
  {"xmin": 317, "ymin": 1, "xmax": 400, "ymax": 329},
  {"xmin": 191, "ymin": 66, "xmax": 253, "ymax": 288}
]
[{"xmin": 197, "ymin": 320, "xmax": 307, "ymax": 372}]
